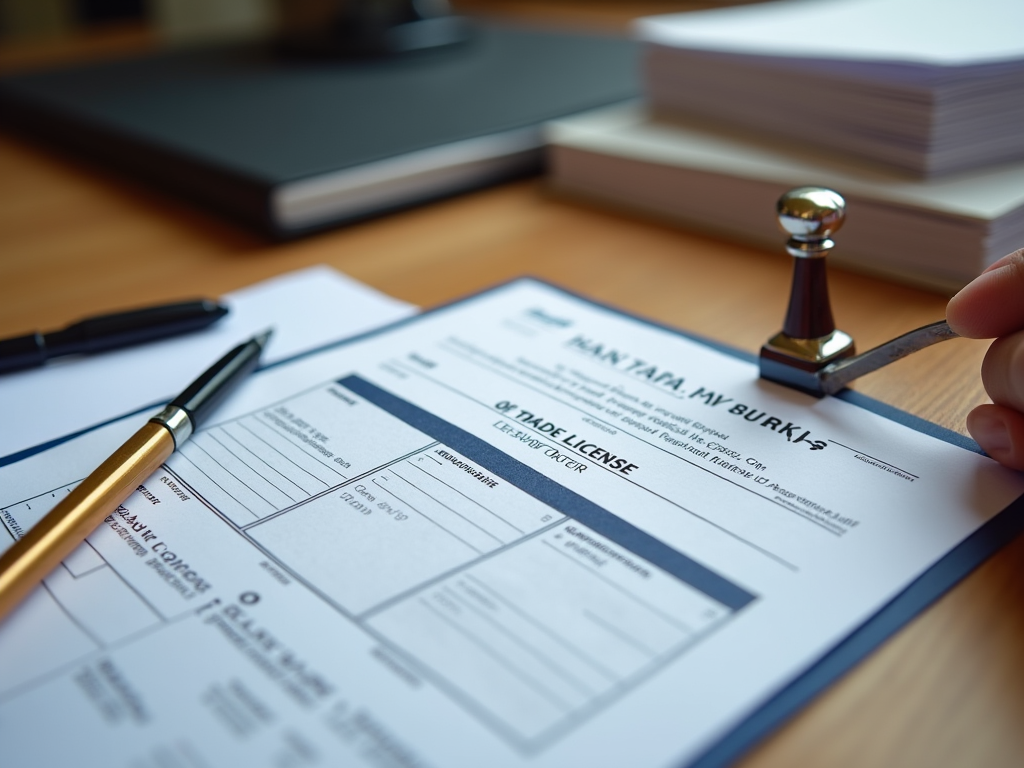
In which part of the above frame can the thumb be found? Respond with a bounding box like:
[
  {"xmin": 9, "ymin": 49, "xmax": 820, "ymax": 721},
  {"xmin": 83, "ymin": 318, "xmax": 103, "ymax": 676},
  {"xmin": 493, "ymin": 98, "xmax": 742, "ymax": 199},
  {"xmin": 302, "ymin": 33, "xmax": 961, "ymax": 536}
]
[{"xmin": 967, "ymin": 404, "xmax": 1024, "ymax": 471}]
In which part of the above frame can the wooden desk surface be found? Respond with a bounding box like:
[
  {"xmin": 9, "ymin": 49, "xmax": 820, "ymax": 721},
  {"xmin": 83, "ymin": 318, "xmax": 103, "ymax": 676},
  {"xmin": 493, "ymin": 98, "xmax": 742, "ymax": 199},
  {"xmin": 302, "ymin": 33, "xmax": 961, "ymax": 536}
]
[{"xmin": 3, "ymin": 15, "xmax": 1024, "ymax": 768}]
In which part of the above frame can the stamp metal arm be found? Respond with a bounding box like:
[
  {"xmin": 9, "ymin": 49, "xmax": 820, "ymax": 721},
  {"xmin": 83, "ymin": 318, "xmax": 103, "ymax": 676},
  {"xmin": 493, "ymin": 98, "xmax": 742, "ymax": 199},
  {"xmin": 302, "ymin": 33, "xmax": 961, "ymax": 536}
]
[{"xmin": 761, "ymin": 320, "xmax": 959, "ymax": 396}]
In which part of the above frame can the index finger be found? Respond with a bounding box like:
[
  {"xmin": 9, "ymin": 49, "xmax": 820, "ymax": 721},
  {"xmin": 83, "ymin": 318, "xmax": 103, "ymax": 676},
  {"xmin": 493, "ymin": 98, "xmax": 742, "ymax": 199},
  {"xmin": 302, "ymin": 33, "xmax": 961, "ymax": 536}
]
[{"xmin": 947, "ymin": 248, "xmax": 1024, "ymax": 339}]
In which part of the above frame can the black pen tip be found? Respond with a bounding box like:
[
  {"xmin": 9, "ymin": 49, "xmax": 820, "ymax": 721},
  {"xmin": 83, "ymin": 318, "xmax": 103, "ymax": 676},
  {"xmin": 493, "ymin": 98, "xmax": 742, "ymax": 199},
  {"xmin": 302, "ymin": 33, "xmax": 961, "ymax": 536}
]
[{"xmin": 254, "ymin": 329, "xmax": 273, "ymax": 349}]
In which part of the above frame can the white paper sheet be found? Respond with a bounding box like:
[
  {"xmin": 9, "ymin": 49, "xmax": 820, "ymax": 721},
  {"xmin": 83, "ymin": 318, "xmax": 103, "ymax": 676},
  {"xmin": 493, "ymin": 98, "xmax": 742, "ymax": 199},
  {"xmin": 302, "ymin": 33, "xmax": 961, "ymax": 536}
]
[
  {"xmin": 1, "ymin": 279, "xmax": 1021, "ymax": 768},
  {"xmin": 0, "ymin": 266, "xmax": 415, "ymax": 460},
  {"xmin": 635, "ymin": 0, "xmax": 1024, "ymax": 67}
]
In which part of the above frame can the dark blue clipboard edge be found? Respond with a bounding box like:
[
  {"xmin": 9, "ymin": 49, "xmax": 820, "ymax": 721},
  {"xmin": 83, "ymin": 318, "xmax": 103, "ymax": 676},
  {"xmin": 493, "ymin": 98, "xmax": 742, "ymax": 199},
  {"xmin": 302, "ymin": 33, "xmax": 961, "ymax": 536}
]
[{"xmin": 3, "ymin": 276, "xmax": 1021, "ymax": 768}]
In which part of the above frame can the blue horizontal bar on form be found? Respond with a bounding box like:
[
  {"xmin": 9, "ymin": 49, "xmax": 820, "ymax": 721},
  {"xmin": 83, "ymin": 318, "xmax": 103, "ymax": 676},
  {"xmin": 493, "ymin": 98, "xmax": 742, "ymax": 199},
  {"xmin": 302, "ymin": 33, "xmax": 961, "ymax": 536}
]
[{"xmin": 339, "ymin": 374, "xmax": 756, "ymax": 612}]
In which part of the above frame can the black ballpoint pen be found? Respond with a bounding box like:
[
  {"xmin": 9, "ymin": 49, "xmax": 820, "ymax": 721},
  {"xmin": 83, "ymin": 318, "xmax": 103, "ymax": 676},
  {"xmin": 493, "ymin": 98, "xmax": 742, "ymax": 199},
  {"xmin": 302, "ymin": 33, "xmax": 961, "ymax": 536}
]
[
  {"xmin": 0, "ymin": 299, "xmax": 229, "ymax": 373},
  {"xmin": 0, "ymin": 329, "xmax": 272, "ymax": 622}
]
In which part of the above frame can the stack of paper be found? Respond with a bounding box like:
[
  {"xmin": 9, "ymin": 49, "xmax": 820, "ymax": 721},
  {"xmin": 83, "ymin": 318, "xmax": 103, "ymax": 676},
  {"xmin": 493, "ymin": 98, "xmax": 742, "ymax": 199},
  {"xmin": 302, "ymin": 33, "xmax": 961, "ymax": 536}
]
[
  {"xmin": 636, "ymin": 0, "xmax": 1024, "ymax": 177},
  {"xmin": 545, "ymin": 0, "xmax": 1024, "ymax": 289},
  {"xmin": 547, "ymin": 104, "xmax": 1024, "ymax": 291}
]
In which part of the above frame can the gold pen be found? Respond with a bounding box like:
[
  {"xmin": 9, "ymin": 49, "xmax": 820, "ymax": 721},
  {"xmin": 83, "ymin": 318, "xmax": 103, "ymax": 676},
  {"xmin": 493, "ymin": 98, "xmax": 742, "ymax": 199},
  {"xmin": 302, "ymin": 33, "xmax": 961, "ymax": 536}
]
[{"xmin": 0, "ymin": 329, "xmax": 271, "ymax": 622}]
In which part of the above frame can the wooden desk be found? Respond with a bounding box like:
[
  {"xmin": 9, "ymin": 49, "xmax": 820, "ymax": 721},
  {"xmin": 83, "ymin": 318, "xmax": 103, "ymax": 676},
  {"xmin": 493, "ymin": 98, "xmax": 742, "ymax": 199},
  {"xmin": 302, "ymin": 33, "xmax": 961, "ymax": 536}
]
[{"xmin": 3, "ymin": 17, "xmax": 1024, "ymax": 768}]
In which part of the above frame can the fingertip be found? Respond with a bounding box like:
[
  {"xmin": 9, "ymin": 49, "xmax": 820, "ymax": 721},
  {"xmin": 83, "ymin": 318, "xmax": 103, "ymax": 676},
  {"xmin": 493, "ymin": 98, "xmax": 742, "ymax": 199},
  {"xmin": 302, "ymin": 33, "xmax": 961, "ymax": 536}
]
[
  {"xmin": 980, "ymin": 329, "xmax": 1024, "ymax": 414},
  {"xmin": 945, "ymin": 290, "xmax": 974, "ymax": 337},
  {"xmin": 947, "ymin": 249, "xmax": 1024, "ymax": 339},
  {"xmin": 967, "ymin": 404, "xmax": 1024, "ymax": 472},
  {"xmin": 981, "ymin": 247, "xmax": 1024, "ymax": 275}
]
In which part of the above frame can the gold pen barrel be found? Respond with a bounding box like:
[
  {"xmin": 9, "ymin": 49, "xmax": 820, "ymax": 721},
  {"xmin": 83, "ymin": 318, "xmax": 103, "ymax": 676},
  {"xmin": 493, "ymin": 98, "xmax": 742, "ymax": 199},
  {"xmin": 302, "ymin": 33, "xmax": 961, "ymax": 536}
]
[
  {"xmin": 0, "ymin": 421, "xmax": 175, "ymax": 622},
  {"xmin": 0, "ymin": 330, "xmax": 268, "ymax": 623}
]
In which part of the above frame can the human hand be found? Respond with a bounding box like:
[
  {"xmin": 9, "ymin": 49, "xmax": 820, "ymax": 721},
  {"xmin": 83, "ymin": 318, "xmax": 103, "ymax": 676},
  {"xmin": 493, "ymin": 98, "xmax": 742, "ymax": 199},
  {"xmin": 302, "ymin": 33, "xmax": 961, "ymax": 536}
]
[{"xmin": 946, "ymin": 248, "xmax": 1024, "ymax": 470}]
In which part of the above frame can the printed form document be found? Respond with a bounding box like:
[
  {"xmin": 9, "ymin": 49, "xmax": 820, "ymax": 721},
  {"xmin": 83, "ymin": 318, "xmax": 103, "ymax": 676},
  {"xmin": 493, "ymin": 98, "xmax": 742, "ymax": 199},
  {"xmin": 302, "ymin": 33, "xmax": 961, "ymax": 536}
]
[{"xmin": 1, "ymin": 280, "xmax": 1022, "ymax": 768}]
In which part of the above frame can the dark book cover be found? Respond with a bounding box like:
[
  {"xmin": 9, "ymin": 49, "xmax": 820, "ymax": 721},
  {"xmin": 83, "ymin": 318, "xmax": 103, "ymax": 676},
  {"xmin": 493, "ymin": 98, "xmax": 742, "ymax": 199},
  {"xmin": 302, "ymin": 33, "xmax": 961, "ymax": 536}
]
[{"xmin": 0, "ymin": 23, "xmax": 639, "ymax": 237}]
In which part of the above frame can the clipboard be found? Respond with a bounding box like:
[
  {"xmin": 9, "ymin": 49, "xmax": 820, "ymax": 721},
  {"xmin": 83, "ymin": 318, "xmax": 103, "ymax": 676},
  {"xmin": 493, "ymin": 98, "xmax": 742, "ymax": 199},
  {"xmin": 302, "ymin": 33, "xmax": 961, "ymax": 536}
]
[{"xmin": 0, "ymin": 276, "xmax": 1021, "ymax": 768}]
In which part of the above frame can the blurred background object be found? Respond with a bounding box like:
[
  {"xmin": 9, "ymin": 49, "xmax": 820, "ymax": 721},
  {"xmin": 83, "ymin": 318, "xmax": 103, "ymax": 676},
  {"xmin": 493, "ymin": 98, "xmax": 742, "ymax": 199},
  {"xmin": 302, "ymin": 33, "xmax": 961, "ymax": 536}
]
[
  {"xmin": 150, "ymin": 0, "xmax": 275, "ymax": 44},
  {"xmin": 0, "ymin": 2, "xmax": 755, "ymax": 73},
  {"xmin": 0, "ymin": 1, "xmax": 760, "ymax": 43},
  {"xmin": 0, "ymin": 0, "xmax": 658, "ymax": 237},
  {"xmin": 275, "ymin": 0, "xmax": 471, "ymax": 59},
  {"xmin": 1, "ymin": 0, "xmax": 146, "ymax": 39},
  {"xmin": 547, "ymin": 0, "xmax": 1024, "ymax": 293}
]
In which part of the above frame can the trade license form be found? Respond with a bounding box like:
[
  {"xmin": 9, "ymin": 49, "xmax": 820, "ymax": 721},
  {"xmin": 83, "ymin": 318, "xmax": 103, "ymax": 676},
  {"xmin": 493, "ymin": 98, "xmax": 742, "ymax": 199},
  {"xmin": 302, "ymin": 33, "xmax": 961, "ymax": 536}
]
[{"xmin": 1, "ymin": 279, "xmax": 1022, "ymax": 768}]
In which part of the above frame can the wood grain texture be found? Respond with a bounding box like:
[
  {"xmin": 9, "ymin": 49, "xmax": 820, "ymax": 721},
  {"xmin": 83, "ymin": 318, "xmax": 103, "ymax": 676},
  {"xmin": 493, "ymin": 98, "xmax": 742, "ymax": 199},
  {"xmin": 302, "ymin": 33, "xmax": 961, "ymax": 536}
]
[{"xmin": 1, "ymin": 12, "xmax": 1021, "ymax": 768}]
